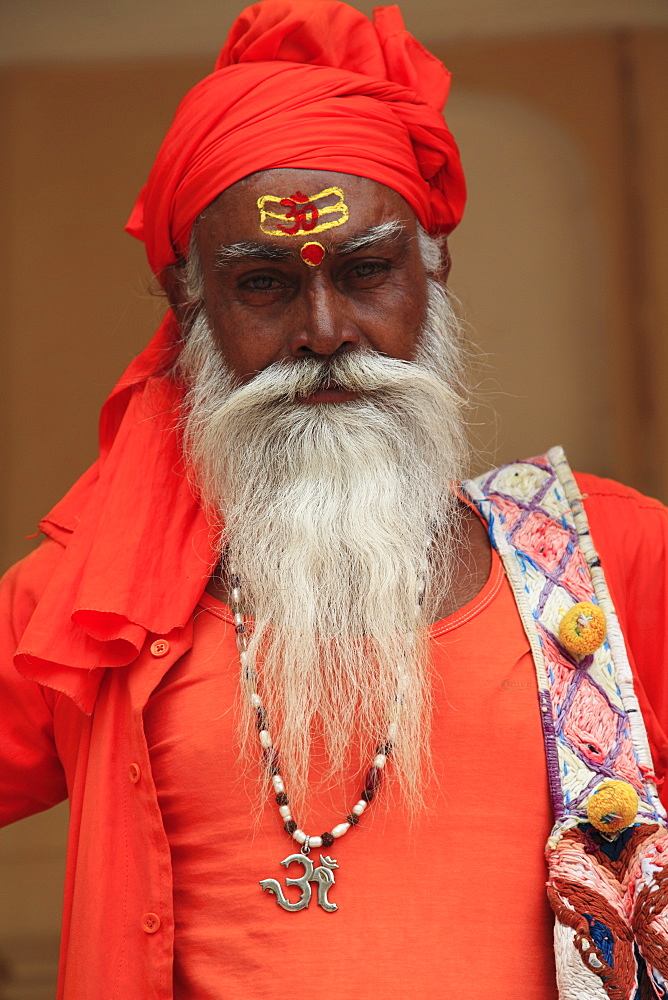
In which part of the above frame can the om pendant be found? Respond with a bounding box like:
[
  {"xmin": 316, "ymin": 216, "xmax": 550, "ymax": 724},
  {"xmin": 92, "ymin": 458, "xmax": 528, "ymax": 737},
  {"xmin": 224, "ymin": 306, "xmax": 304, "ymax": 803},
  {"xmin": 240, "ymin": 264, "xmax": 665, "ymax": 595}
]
[{"xmin": 259, "ymin": 854, "xmax": 339, "ymax": 912}]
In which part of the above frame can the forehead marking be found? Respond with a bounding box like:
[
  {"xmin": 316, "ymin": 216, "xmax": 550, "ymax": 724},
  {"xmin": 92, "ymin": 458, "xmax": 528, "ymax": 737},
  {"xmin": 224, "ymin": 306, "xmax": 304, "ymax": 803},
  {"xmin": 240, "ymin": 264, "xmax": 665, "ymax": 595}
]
[
  {"xmin": 257, "ymin": 186, "xmax": 349, "ymax": 237},
  {"xmin": 300, "ymin": 241, "xmax": 326, "ymax": 267}
]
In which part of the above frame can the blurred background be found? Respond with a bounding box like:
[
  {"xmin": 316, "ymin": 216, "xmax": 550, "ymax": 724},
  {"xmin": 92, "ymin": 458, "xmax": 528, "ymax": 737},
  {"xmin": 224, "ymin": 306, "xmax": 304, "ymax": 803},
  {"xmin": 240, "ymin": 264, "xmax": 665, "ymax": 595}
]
[{"xmin": 1, "ymin": 0, "xmax": 667, "ymax": 995}]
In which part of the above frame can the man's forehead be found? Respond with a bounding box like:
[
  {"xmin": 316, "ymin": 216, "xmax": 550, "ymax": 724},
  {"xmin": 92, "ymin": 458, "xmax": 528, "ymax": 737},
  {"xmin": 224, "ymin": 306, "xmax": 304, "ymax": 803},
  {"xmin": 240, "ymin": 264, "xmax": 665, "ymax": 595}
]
[{"xmin": 196, "ymin": 168, "xmax": 418, "ymax": 258}]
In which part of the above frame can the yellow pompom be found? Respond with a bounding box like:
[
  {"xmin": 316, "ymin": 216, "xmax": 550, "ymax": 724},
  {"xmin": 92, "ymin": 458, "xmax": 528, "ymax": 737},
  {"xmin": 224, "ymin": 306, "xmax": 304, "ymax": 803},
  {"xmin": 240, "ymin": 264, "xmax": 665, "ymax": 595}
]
[
  {"xmin": 586, "ymin": 780, "xmax": 638, "ymax": 834},
  {"xmin": 558, "ymin": 601, "xmax": 606, "ymax": 656}
]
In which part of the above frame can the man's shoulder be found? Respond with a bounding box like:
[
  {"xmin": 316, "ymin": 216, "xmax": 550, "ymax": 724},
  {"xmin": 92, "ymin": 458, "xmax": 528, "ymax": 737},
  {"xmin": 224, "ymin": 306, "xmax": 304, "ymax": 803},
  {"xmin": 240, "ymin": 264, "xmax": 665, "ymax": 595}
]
[
  {"xmin": 474, "ymin": 454, "xmax": 667, "ymax": 518},
  {"xmin": 575, "ymin": 470, "xmax": 667, "ymax": 515},
  {"xmin": 476, "ymin": 456, "xmax": 668, "ymax": 564},
  {"xmin": 574, "ymin": 470, "xmax": 668, "ymax": 550},
  {"xmin": 571, "ymin": 471, "xmax": 668, "ymax": 586}
]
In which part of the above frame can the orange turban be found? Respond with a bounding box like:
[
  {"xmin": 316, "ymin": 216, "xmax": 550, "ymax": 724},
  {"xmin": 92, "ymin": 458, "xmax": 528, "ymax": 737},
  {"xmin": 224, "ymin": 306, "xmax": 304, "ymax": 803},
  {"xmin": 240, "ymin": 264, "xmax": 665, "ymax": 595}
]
[{"xmin": 126, "ymin": 0, "xmax": 466, "ymax": 276}]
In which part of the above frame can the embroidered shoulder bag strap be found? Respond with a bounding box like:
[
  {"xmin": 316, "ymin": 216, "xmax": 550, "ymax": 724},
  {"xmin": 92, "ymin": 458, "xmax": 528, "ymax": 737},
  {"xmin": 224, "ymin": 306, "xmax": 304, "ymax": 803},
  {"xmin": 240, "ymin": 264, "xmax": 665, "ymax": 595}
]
[{"xmin": 465, "ymin": 446, "xmax": 668, "ymax": 999}]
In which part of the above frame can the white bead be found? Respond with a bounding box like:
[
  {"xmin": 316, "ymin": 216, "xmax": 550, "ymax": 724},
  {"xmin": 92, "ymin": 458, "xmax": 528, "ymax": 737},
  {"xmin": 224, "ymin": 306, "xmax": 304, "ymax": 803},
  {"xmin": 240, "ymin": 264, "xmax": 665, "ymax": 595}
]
[
  {"xmin": 387, "ymin": 721, "xmax": 398, "ymax": 740},
  {"xmin": 352, "ymin": 800, "xmax": 367, "ymax": 816},
  {"xmin": 234, "ymin": 612, "xmax": 244, "ymax": 626},
  {"xmin": 309, "ymin": 836, "xmax": 323, "ymax": 848},
  {"xmin": 279, "ymin": 805, "xmax": 292, "ymax": 819},
  {"xmin": 373, "ymin": 753, "xmax": 387, "ymax": 769},
  {"xmin": 272, "ymin": 775, "xmax": 284, "ymax": 793},
  {"xmin": 292, "ymin": 829, "xmax": 307, "ymax": 844},
  {"xmin": 231, "ymin": 587, "xmax": 241, "ymax": 603},
  {"xmin": 331, "ymin": 822, "xmax": 350, "ymax": 839},
  {"xmin": 259, "ymin": 730, "xmax": 272, "ymax": 749},
  {"xmin": 250, "ymin": 692, "xmax": 262, "ymax": 707}
]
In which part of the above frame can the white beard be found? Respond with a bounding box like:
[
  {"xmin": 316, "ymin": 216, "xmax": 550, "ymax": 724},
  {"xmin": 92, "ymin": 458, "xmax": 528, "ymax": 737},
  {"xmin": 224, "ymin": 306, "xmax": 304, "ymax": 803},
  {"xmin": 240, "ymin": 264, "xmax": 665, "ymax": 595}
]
[{"xmin": 177, "ymin": 274, "xmax": 470, "ymax": 820}]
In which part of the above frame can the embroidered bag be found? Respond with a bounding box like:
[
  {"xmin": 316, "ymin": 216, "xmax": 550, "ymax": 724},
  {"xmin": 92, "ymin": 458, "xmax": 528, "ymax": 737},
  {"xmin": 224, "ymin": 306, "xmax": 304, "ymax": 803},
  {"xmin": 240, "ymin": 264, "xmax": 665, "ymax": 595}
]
[{"xmin": 466, "ymin": 447, "xmax": 668, "ymax": 999}]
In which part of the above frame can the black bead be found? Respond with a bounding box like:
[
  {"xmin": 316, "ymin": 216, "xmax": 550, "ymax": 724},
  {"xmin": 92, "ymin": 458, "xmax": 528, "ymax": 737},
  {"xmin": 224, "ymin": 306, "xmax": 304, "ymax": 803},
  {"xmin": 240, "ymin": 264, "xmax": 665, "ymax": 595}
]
[
  {"xmin": 230, "ymin": 574, "xmax": 240, "ymax": 588},
  {"xmin": 346, "ymin": 813, "xmax": 359, "ymax": 825},
  {"xmin": 275, "ymin": 792, "xmax": 289, "ymax": 806},
  {"xmin": 361, "ymin": 789, "xmax": 374, "ymax": 802},
  {"xmin": 364, "ymin": 767, "xmax": 382, "ymax": 793},
  {"xmin": 235, "ymin": 623, "xmax": 246, "ymax": 635},
  {"xmin": 376, "ymin": 742, "xmax": 393, "ymax": 757},
  {"xmin": 284, "ymin": 820, "xmax": 297, "ymax": 834},
  {"xmin": 263, "ymin": 748, "xmax": 280, "ymax": 775},
  {"xmin": 255, "ymin": 707, "xmax": 268, "ymax": 730},
  {"xmin": 321, "ymin": 832, "xmax": 335, "ymax": 847}
]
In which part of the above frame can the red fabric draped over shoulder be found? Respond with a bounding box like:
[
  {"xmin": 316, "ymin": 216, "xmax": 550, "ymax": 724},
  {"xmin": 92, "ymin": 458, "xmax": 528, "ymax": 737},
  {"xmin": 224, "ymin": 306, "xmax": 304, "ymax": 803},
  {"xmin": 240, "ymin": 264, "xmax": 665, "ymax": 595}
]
[
  {"xmin": 16, "ymin": 312, "xmax": 215, "ymax": 712},
  {"xmin": 126, "ymin": 2, "xmax": 465, "ymax": 277}
]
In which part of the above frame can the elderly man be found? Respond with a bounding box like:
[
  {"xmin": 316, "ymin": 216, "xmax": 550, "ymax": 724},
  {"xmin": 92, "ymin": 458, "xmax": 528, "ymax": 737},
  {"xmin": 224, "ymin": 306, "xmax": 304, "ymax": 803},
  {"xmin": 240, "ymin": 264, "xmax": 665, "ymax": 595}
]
[{"xmin": 2, "ymin": 2, "xmax": 668, "ymax": 998}]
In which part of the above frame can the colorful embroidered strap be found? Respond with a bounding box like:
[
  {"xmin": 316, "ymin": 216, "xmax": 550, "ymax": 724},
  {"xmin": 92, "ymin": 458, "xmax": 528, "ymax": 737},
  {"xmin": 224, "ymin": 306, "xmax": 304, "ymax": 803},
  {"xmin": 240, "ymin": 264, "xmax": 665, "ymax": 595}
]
[{"xmin": 466, "ymin": 447, "xmax": 668, "ymax": 999}]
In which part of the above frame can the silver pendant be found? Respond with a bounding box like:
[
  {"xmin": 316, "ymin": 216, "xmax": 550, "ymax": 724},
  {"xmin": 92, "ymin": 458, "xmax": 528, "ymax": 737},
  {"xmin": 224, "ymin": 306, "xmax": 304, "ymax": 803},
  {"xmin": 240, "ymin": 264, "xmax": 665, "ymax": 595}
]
[{"xmin": 259, "ymin": 853, "xmax": 339, "ymax": 912}]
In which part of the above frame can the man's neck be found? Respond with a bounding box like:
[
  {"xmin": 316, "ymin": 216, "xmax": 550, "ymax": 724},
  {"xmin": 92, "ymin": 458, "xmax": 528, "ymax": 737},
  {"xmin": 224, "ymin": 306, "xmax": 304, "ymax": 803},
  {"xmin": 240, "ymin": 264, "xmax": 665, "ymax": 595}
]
[{"xmin": 432, "ymin": 500, "xmax": 491, "ymax": 621}]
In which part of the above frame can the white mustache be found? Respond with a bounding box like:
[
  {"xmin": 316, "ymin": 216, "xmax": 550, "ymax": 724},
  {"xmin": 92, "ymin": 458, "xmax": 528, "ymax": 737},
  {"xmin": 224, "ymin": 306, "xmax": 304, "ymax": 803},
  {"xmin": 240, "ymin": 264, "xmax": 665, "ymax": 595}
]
[{"xmin": 219, "ymin": 350, "xmax": 459, "ymax": 411}]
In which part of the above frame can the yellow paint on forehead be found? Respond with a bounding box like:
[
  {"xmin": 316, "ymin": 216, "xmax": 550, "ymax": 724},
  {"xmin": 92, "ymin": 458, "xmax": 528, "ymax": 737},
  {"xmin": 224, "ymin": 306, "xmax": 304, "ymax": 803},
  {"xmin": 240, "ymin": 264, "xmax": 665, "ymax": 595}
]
[{"xmin": 257, "ymin": 186, "xmax": 349, "ymax": 237}]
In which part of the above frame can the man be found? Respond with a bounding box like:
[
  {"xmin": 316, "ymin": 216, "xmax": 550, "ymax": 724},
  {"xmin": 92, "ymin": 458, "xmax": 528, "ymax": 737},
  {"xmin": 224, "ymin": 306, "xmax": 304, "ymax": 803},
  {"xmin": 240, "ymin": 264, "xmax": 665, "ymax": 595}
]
[{"xmin": 1, "ymin": 2, "xmax": 668, "ymax": 998}]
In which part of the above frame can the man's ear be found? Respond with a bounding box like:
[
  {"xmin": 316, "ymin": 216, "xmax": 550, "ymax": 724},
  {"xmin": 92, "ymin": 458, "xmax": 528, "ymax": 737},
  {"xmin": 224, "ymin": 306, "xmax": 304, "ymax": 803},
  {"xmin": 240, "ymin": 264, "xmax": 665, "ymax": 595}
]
[
  {"xmin": 162, "ymin": 261, "xmax": 191, "ymax": 328},
  {"xmin": 438, "ymin": 241, "xmax": 452, "ymax": 286},
  {"xmin": 163, "ymin": 261, "xmax": 188, "ymax": 311}
]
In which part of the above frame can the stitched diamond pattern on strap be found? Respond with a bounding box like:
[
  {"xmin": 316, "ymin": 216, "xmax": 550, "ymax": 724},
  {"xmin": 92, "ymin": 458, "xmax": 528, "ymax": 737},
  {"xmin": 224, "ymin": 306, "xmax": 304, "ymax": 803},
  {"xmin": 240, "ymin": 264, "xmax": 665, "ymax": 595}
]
[{"xmin": 465, "ymin": 448, "xmax": 668, "ymax": 999}]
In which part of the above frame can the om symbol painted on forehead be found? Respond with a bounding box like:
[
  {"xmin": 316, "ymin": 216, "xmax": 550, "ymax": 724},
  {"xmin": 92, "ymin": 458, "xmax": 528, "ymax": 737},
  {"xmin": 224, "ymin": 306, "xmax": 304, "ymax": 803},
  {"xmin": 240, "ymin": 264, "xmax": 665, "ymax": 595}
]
[{"xmin": 257, "ymin": 186, "xmax": 349, "ymax": 238}]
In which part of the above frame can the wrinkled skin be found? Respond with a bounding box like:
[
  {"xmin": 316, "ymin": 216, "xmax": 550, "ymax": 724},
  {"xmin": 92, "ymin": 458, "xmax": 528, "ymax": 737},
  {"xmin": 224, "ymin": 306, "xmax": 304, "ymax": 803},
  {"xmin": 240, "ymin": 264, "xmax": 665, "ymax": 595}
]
[{"xmin": 190, "ymin": 169, "xmax": 441, "ymax": 399}]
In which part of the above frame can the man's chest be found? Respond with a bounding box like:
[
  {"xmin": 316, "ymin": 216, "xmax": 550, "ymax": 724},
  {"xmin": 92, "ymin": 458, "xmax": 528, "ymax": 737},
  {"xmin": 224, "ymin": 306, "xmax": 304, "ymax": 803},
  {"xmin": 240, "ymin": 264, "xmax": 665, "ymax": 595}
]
[{"xmin": 140, "ymin": 565, "xmax": 557, "ymax": 1000}]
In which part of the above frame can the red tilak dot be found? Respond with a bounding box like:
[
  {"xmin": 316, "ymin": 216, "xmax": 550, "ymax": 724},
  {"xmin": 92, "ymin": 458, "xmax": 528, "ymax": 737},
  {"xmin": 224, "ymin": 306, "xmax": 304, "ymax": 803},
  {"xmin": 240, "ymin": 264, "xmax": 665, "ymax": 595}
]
[{"xmin": 300, "ymin": 241, "xmax": 326, "ymax": 267}]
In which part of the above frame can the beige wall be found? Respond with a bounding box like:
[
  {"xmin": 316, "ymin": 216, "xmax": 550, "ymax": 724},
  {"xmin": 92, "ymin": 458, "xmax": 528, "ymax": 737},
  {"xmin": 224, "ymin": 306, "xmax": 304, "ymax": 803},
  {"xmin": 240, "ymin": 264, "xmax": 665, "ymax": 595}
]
[
  {"xmin": 1, "ymin": 59, "xmax": 206, "ymax": 570},
  {"xmin": 0, "ymin": 26, "xmax": 666, "ymax": 995},
  {"xmin": 3, "ymin": 31, "xmax": 668, "ymax": 574},
  {"xmin": 441, "ymin": 30, "xmax": 668, "ymax": 499},
  {"xmin": 2, "ymin": 0, "xmax": 666, "ymax": 62}
]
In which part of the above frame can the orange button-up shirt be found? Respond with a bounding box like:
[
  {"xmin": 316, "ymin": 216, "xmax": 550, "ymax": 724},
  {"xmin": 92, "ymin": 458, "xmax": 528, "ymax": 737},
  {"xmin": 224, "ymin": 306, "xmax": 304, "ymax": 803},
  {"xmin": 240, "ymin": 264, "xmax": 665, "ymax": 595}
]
[{"xmin": 1, "ymin": 473, "xmax": 668, "ymax": 999}]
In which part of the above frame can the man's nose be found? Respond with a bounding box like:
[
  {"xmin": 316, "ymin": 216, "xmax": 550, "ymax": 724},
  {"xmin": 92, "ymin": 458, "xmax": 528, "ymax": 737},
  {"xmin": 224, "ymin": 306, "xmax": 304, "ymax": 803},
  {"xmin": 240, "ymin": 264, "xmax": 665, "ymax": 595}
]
[{"xmin": 288, "ymin": 281, "xmax": 361, "ymax": 358}]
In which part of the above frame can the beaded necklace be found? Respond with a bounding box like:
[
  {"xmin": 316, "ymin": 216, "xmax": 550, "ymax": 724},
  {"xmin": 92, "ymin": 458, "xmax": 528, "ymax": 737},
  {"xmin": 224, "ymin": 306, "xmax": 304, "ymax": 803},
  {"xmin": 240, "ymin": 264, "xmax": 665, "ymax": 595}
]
[{"xmin": 228, "ymin": 561, "xmax": 411, "ymax": 912}]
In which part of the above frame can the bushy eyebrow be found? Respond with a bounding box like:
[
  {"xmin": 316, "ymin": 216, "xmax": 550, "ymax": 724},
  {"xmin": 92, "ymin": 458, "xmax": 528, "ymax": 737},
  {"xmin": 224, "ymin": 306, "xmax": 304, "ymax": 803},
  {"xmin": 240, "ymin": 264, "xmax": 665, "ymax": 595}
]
[
  {"xmin": 215, "ymin": 242, "xmax": 292, "ymax": 267},
  {"xmin": 332, "ymin": 220, "xmax": 406, "ymax": 256},
  {"xmin": 213, "ymin": 220, "xmax": 407, "ymax": 268}
]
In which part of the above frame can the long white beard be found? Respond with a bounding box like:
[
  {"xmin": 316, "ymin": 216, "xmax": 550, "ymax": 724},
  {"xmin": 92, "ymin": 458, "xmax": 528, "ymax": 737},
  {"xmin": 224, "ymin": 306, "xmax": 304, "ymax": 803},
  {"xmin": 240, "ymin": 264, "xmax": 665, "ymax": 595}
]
[{"xmin": 178, "ymin": 277, "xmax": 469, "ymax": 820}]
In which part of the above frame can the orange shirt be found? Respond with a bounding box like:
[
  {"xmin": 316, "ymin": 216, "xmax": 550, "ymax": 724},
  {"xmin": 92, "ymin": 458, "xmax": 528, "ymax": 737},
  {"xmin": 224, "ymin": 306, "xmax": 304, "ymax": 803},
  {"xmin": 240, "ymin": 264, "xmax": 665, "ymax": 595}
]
[
  {"xmin": 2, "ymin": 471, "xmax": 668, "ymax": 999},
  {"xmin": 144, "ymin": 549, "xmax": 551, "ymax": 999}
]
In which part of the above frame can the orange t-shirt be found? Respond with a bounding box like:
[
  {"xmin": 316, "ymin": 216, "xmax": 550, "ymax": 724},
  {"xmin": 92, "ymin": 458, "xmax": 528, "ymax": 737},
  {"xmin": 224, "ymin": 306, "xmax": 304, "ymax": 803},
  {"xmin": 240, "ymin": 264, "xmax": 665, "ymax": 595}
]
[{"xmin": 145, "ymin": 545, "xmax": 558, "ymax": 999}]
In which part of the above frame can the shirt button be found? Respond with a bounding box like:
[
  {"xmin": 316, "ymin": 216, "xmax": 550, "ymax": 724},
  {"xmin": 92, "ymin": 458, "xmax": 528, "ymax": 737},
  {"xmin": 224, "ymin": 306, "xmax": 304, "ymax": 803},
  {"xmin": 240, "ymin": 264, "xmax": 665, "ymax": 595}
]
[
  {"xmin": 141, "ymin": 913, "xmax": 161, "ymax": 934},
  {"xmin": 129, "ymin": 763, "xmax": 141, "ymax": 783},
  {"xmin": 150, "ymin": 639, "xmax": 170, "ymax": 657}
]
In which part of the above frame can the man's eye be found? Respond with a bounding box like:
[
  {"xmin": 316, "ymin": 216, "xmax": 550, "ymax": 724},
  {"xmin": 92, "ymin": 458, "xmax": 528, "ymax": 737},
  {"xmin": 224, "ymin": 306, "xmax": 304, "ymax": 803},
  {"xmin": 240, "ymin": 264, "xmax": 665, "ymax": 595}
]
[
  {"xmin": 348, "ymin": 260, "xmax": 390, "ymax": 280},
  {"xmin": 241, "ymin": 274, "xmax": 282, "ymax": 291}
]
